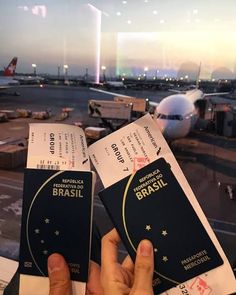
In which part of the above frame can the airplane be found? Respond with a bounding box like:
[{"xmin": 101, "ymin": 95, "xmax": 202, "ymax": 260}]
[
  {"xmin": 3, "ymin": 57, "xmax": 18, "ymax": 76},
  {"xmin": 103, "ymin": 81, "xmax": 126, "ymax": 89},
  {"xmin": 0, "ymin": 57, "xmax": 20, "ymax": 89},
  {"xmin": 153, "ymin": 80, "xmax": 231, "ymax": 140},
  {"xmin": 90, "ymin": 76, "xmax": 229, "ymax": 141},
  {"xmin": 0, "ymin": 57, "xmax": 44, "ymax": 91},
  {"xmin": 151, "ymin": 64, "xmax": 229, "ymax": 140},
  {"xmin": 14, "ymin": 74, "xmax": 44, "ymax": 85}
]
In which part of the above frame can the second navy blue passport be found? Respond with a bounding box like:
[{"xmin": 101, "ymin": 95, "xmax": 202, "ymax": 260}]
[
  {"xmin": 99, "ymin": 158, "xmax": 223, "ymax": 294},
  {"xmin": 19, "ymin": 169, "xmax": 93, "ymax": 282}
]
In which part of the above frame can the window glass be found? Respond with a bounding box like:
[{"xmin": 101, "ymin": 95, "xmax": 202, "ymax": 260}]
[{"xmin": 0, "ymin": 1, "xmax": 235, "ymax": 285}]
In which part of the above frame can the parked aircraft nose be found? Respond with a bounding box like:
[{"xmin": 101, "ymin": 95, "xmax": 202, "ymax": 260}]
[{"xmin": 156, "ymin": 119, "xmax": 189, "ymax": 140}]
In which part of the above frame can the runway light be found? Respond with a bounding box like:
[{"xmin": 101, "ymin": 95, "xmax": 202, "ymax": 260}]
[
  {"xmin": 101, "ymin": 65, "xmax": 106, "ymax": 82},
  {"xmin": 63, "ymin": 64, "xmax": 69, "ymax": 77},
  {"xmin": 32, "ymin": 63, "xmax": 37, "ymax": 76},
  {"xmin": 116, "ymin": 11, "xmax": 121, "ymax": 16}
]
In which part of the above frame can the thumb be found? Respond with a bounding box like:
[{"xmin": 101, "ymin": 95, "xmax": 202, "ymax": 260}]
[
  {"xmin": 131, "ymin": 240, "xmax": 154, "ymax": 295},
  {"xmin": 48, "ymin": 253, "xmax": 72, "ymax": 295}
]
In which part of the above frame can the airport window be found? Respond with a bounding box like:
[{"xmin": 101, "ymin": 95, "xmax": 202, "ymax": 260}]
[{"xmin": 0, "ymin": 1, "xmax": 236, "ymax": 292}]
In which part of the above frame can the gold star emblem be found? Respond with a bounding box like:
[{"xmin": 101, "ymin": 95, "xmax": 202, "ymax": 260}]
[
  {"xmin": 154, "ymin": 248, "xmax": 158, "ymax": 253},
  {"xmin": 45, "ymin": 218, "xmax": 50, "ymax": 224},
  {"xmin": 34, "ymin": 229, "xmax": 40, "ymax": 234},
  {"xmin": 162, "ymin": 230, "xmax": 168, "ymax": 236},
  {"xmin": 55, "ymin": 230, "xmax": 60, "ymax": 236},
  {"xmin": 40, "ymin": 240, "xmax": 44, "ymax": 244},
  {"xmin": 43, "ymin": 250, "xmax": 48, "ymax": 255},
  {"xmin": 162, "ymin": 256, "xmax": 168, "ymax": 262},
  {"xmin": 146, "ymin": 225, "xmax": 152, "ymax": 231}
]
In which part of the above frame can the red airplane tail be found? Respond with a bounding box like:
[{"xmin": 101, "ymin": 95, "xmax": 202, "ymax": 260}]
[{"xmin": 4, "ymin": 57, "xmax": 18, "ymax": 76}]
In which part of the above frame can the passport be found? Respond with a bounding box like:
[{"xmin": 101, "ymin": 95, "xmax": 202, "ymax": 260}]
[
  {"xmin": 19, "ymin": 168, "xmax": 94, "ymax": 282},
  {"xmin": 99, "ymin": 157, "xmax": 223, "ymax": 294}
]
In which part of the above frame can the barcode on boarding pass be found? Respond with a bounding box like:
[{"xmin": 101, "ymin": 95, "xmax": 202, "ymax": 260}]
[{"xmin": 36, "ymin": 164, "xmax": 61, "ymax": 170}]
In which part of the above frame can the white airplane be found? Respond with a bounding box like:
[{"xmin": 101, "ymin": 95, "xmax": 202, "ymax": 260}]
[
  {"xmin": 90, "ymin": 79, "xmax": 228, "ymax": 141},
  {"xmin": 153, "ymin": 88, "xmax": 207, "ymax": 139},
  {"xmin": 14, "ymin": 74, "xmax": 44, "ymax": 84},
  {"xmin": 153, "ymin": 74, "xmax": 231, "ymax": 140},
  {"xmin": 0, "ymin": 57, "xmax": 44, "ymax": 92},
  {"xmin": 0, "ymin": 57, "xmax": 20, "ymax": 89},
  {"xmin": 104, "ymin": 81, "xmax": 126, "ymax": 89}
]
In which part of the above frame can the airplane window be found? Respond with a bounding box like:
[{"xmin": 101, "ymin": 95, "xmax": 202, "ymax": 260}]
[
  {"xmin": 157, "ymin": 114, "xmax": 183, "ymax": 120},
  {"xmin": 173, "ymin": 114, "xmax": 183, "ymax": 121},
  {"xmin": 160, "ymin": 114, "xmax": 167, "ymax": 119},
  {"xmin": 0, "ymin": 1, "xmax": 236, "ymax": 291}
]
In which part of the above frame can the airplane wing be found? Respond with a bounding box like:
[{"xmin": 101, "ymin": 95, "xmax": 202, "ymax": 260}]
[
  {"xmin": 89, "ymin": 87, "xmax": 132, "ymax": 98},
  {"xmin": 168, "ymin": 89, "xmax": 185, "ymax": 94},
  {"xmin": 90, "ymin": 87, "xmax": 161, "ymax": 115},
  {"xmin": 0, "ymin": 85, "xmax": 10, "ymax": 90},
  {"xmin": 203, "ymin": 92, "xmax": 230, "ymax": 98},
  {"xmin": 148, "ymin": 100, "xmax": 159, "ymax": 114}
]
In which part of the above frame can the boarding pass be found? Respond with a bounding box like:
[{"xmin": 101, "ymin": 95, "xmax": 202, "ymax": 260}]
[{"xmin": 27, "ymin": 123, "xmax": 90, "ymax": 171}]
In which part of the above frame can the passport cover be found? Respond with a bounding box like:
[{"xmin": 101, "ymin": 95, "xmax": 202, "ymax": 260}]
[
  {"xmin": 19, "ymin": 169, "xmax": 94, "ymax": 282},
  {"xmin": 99, "ymin": 157, "xmax": 223, "ymax": 294}
]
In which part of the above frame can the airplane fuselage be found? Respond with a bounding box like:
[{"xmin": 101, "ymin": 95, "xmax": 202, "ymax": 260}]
[
  {"xmin": 0, "ymin": 57, "xmax": 19, "ymax": 89},
  {"xmin": 0, "ymin": 76, "xmax": 20, "ymax": 87},
  {"xmin": 155, "ymin": 90, "xmax": 202, "ymax": 140}
]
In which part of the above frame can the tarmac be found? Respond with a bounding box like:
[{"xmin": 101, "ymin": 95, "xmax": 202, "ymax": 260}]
[{"xmin": 0, "ymin": 85, "xmax": 235, "ymax": 268}]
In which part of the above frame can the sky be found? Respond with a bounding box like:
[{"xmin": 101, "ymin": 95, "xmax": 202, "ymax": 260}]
[{"xmin": 1, "ymin": 0, "xmax": 236, "ymax": 79}]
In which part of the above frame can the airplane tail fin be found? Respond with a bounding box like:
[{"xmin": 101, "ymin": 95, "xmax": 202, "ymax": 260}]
[
  {"xmin": 196, "ymin": 62, "xmax": 201, "ymax": 89},
  {"xmin": 4, "ymin": 57, "xmax": 18, "ymax": 76}
]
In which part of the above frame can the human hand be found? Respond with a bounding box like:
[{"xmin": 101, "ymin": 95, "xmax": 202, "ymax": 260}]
[
  {"xmin": 47, "ymin": 254, "xmax": 102, "ymax": 295},
  {"xmin": 48, "ymin": 253, "xmax": 72, "ymax": 295},
  {"xmin": 101, "ymin": 228, "xmax": 154, "ymax": 295},
  {"xmin": 86, "ymin": 261, "xmax": 103, "ymax": 295}
]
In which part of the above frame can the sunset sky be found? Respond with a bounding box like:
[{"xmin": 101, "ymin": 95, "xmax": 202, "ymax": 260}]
[{"xmin": 1, "ymin": 0, "xmax": 236, "ymax": 79}]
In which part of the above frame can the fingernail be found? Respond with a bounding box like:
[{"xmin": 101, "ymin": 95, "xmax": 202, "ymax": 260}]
[
  {"xmin": 48, "ymin": 253, "xmax": 64, "ymax": 274},
  {"xmin": 138, "ymin": 240, "xmax": 152, "ymax": 257}
]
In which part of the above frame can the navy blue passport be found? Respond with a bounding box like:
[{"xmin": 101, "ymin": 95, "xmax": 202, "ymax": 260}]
[
  {"xmin": 19, "ymin": 169, "xmax": 94, "ymax": 282},
  {"xmin": 99, "ymin": 158, "xmax": 223, "ymax": 294}
]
